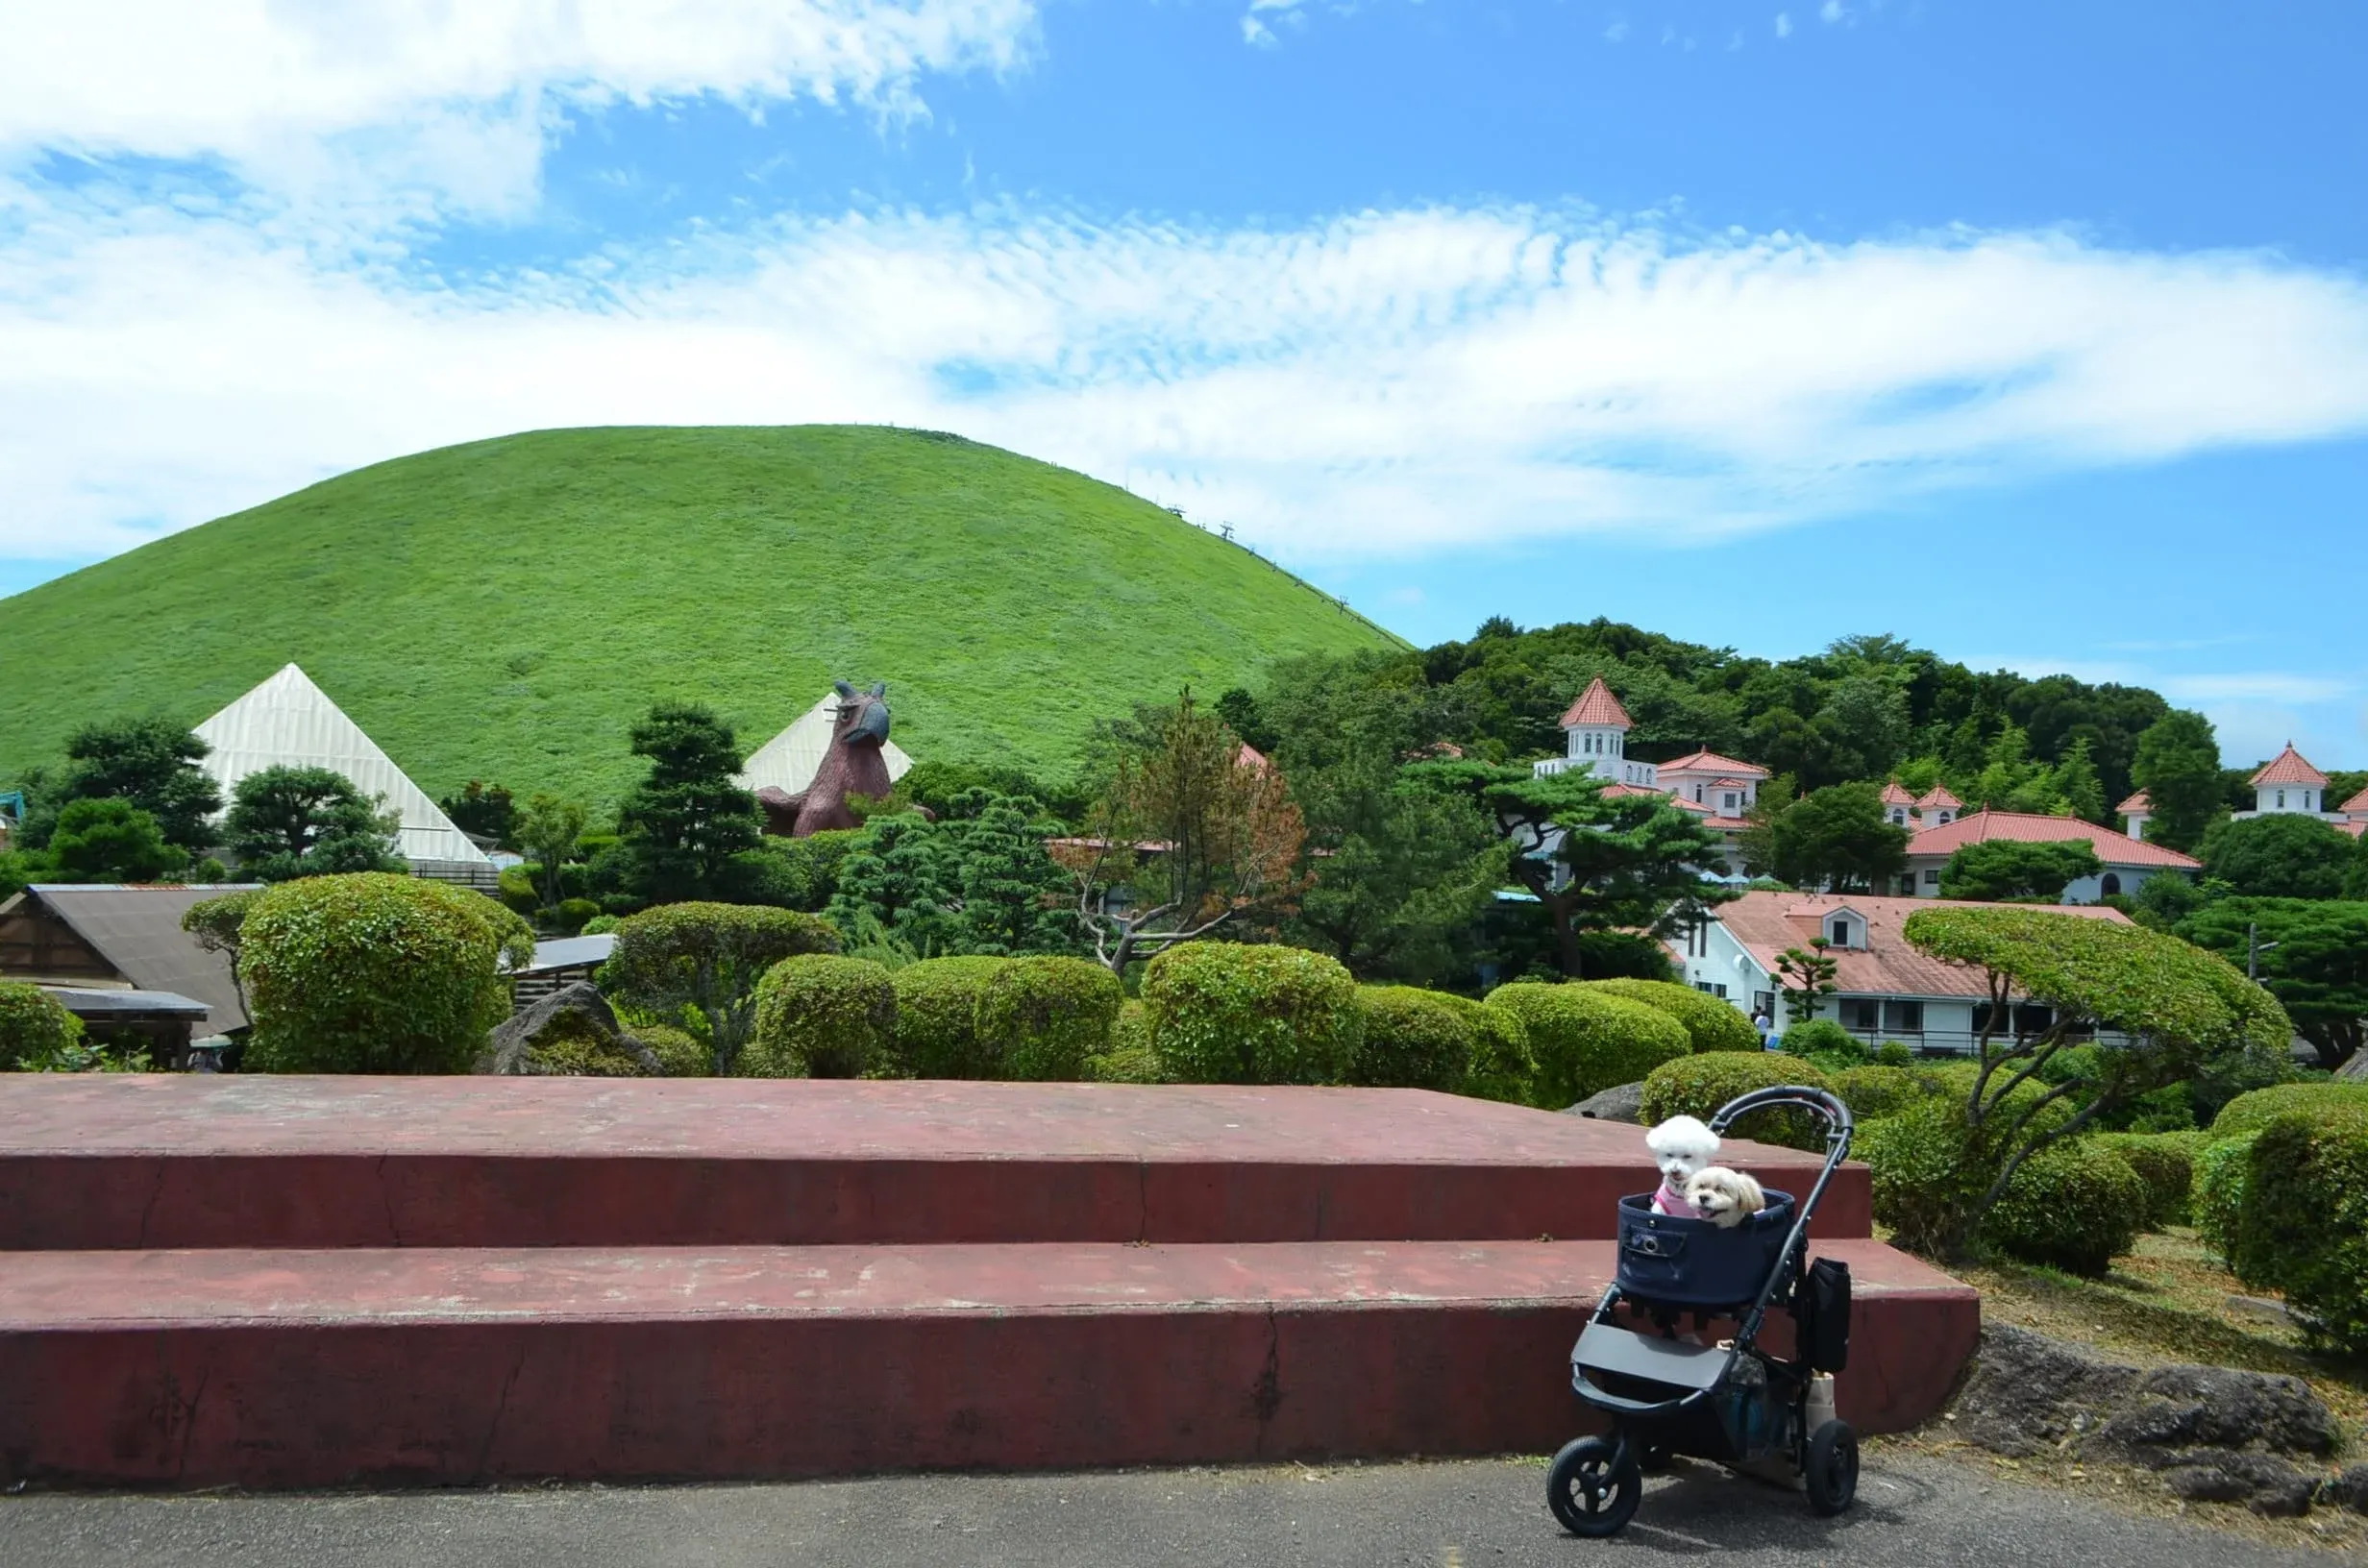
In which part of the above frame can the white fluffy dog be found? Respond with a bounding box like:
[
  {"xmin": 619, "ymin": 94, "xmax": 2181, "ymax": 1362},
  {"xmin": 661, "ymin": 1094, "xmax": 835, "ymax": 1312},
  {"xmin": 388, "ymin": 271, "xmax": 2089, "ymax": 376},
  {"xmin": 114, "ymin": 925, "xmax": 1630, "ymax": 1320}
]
[
  {"xmin": 1644, "ymin": 1115, "xmax": 1720, "ymax": 1218},
  {"xmin": 1684, "ymin": 1167, "xmax": 1768, "ymax": 1229}
]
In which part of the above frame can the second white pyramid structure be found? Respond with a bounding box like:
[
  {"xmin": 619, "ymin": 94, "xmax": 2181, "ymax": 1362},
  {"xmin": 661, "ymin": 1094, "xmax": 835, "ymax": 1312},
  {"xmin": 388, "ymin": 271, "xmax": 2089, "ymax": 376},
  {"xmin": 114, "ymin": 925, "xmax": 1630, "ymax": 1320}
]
[{"xmin": 194, "ymin": 663, "xmax": 493, "ymax": 882}]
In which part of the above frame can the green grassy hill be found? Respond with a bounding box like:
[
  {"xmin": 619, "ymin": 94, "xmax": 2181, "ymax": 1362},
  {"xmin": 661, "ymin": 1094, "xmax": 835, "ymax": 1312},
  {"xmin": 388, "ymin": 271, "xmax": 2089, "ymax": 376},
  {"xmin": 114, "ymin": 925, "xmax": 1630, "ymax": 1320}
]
[{"xmin": 0, "ymin": 427, "xmax": 1400, "ymax": 808}]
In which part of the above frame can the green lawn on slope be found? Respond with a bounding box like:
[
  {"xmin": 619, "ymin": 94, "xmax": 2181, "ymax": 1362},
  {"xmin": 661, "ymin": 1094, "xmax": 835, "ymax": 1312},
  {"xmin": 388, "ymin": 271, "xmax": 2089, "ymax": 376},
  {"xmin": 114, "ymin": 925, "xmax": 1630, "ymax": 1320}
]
[{"xmin": 0, "ymin": 427, "xmax": 1400, "ymax": 809}]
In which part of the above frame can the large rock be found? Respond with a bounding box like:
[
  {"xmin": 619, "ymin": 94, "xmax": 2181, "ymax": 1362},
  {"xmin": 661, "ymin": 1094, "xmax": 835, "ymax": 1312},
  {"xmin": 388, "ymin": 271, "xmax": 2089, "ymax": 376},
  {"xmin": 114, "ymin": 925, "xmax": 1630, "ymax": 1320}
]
[
  {"xmin": 1948, "ymin": 1325, "xmax": 2343, "ymax": 1515},
  {"xmin": 1951, "ymin": 1325, "xmax": 2139, "ymax": 1458},
  {"xmin": 1565, "ymin": 1082, "xmax": 1644, "ymax": 1123},
  {"xmin": 482, "ymin": 983, "xmax": 661, "ymax": 1077},
  {"xmin": 2338, "ymin": 1050, "xmax": 2367, "ymax": 1083},
  {"xmin": 2091, "ymin": 1365, "xmax": 2340, "ymax": 1461},
  {"xmin": 2328, "ymin": 1463, "xmax": 2368, "ymax": 1515}
]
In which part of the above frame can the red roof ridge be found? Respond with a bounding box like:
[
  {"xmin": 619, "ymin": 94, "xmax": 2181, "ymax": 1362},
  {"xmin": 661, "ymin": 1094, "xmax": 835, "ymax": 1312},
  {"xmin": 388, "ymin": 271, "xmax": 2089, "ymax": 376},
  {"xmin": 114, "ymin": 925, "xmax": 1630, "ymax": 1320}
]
[
  {"xmin": 1658, "ymin": 748, "xmax": 1769, "ymax": 777},
  {"xmin": 2344, "ymin": 787, "xmax": 2368, "ymax": 815},
  {"xmin": 2248, "ymin": 742, "xmax": 2329, "ymax": 788},
  {"xmin": 1916, "ymin": 785, "xmax": 1962, "ymax": 809},
  {"xmin": 2116, "ymin": 790, "xmax": 2151, "ymax": 813},
  {"xmin": 1878, "ymin": 780, "xmax": 1916, "ymax": 805},
  {"xmin": 1905, "ymin": 807, "xmax": 2200, "ymax": 870},
  {"xmin": 1558, "ymin": 676, "xmax": 1634, "ymax": 731}
]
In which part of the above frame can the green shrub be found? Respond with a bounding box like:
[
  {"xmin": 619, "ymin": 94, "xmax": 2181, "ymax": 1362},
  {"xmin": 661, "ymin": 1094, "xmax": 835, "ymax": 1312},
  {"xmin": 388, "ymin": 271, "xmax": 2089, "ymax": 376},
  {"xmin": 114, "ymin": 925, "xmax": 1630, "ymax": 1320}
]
[
  {"xmin": 1581, "ymin": 979, "xmax": 1760, "ymax": 1054},
  {"xmin": 1638, "ymin": 1053, "xmax": 1834, "ymax": 1152},
  {"xmin": 1832, "ymin": 1065, "xmax": 1928, "ymax": 1122},
  {"xmin": 1780, "ymin": 1017, "xmax": 1867, "ymax": 1067},
  {"xmin": 497, "ymin": 865, "xmax": 540, "ymax": 917},
  {"xmin": 1142, "ymin": 943, "xmax": 1362, "ymax": 1086},
  {"xmin": 1486, "ymin": 982, "xmax": 1690, "ymax": 1107},
  {"xmin": 2230, "ymin": 1107, "xmax": 2368, "ymax": 1354},
  {"xmin": 601, "ymin": 902, "xmax": 840, "ymax": 1075},
  {"xmin": 1874, "ymin": 1040, "xmax": 1914, "ymax": 1067},
  {"xmin": 580, "ymin": 914, "xmax": 620, "ymax": 936},
  {"xmin": 2095, "ymin": 1131, "xmax": 2206, "ymax": 1229},
  {"xmin": 553, "ymin": 898, "xmax": 601, "ymax": 934},
  {"xmin": 979, "ymin": 956, "xmax": 1123, "ymax": 1081},
  {"xmin": 631, "ymin": 1022, "xmax": 710, "ymax": 1078},
  {"xmin": 1857, "ymin": 1084, "xmax": 2082, "ymax": 1256},
  {"xmin": 0, "ymin": 980, "xmax": 85, "ymax": 1070},
  {"xmin": 1463, "ymin": 1001, "xmax": 1539, "ymax": 1105},
  {"xmin": 1351, "ymin": 987, "xmax": 1480, "ymax": 1091},
  {"xmin": 744, "ymin": 955, "xmax": 896, "ymax": 1079},
  {"xmin": 890, "ymin": 956, "xmax": 1009, "ymax": 1078},
  {"xmin": 2209, "ymin": 1082, "xmax": 2368, "ymax": 1139},
  {"xmin": 240, "ymin": 872, "xmax": 535, "ymax": 1074},
  {"xmin": 1979, "ymin": 1138, "xmax": 2149, "ymax": 1275},
  {"xmin": 1083, "ymin": 999, "xmax": 1165, "ymax": 1084},
  {"xmin": 2192, "ymin": 1135, "xmax": 2257, "ymax": 1262}
]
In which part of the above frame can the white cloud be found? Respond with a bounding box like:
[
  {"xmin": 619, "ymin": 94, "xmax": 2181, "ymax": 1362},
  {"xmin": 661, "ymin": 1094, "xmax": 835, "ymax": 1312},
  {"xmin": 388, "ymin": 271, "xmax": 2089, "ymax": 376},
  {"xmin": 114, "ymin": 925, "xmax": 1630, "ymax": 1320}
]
[
  {"xmin": 1605, "ymin": 20, "xmax": 1631, "ymax": 43},
  {"xmin": 0, "ymin": 1, "xmax": 1040, "ymax": 214},
  {"xmin": 1820, "ymin": 2, "xmax": 1847, "ymax": 23},
  {"xmin": 1775, "ymin": 12, "xmax": 1794, "ymax": 39},
  {"xmin": 7, "ymin": 187, "xmax": 2368, "ymax": 570}
]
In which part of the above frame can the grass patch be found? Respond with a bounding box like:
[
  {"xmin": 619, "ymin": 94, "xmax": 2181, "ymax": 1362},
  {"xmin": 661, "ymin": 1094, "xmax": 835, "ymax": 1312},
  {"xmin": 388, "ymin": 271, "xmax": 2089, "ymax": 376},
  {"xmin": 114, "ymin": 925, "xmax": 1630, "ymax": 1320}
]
[{"xmin": 0, "ymin": 426, "xmax": 1400, "ymax": 808}]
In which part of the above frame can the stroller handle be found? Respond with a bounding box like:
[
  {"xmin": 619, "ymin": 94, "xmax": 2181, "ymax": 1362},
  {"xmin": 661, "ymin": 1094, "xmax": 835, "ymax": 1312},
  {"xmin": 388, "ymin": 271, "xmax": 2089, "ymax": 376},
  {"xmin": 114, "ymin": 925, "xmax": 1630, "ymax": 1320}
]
[{"xmin": 1708, "ymin": 1086, "xmax": 1853, "ymax": 1151}]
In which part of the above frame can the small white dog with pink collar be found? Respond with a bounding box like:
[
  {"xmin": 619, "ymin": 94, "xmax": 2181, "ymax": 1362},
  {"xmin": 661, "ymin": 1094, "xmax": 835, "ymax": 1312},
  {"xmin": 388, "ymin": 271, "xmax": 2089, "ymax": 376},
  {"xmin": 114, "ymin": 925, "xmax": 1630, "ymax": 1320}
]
[{"xmin": 1644, "ymin": 1115, "xmax": 1720, "ymax": 1218}]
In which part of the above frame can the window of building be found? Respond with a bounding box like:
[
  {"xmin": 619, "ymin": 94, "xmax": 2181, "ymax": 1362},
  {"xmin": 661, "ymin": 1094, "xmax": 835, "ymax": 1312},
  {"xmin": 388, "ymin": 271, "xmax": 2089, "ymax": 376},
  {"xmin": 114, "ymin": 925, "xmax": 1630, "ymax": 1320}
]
[
  {"xmin": 1840, "ymin": 997, "xmax": 1880, "ymax": 1032},
  {"xmin": 1882, "ymin": 1000, "xmax": 1923, "ymax": 1034},
  {"xmin": 1922, "ymin": 869, "xmax": 1940, "ymax": 885},
  {"xmin": 2100, "ymin": 872, "xmax": 2122, "ymax": 896},
  {"xmin": 1752, "ymin": 990, "xmax": 1775, "ymax": 1020},
  {"xmin": 1828, "ymin": 917, "xmax": 1855, "ymax": 947},
  {"xmin": 2277, "ymin": 790, "xmax": 2286, "ymax": 808},
  {"xmin": 1723, "ymin": 793, "xmax": 1739, "ymax": 809}
]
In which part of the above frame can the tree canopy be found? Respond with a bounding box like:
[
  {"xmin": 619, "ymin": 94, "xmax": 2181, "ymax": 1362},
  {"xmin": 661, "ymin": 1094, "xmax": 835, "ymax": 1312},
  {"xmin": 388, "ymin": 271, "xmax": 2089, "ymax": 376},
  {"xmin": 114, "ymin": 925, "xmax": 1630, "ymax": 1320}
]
[
  {"xmin": 1936, "ymin": 838, "xmax": 2104, "ymax": 902},
  {"xmin": 2198, "ymin": 811, "xmax": 2354, "ymax": 899},
  {"xmin": 2130, "ymin": 710, "xmax": 2225, "ymax": 852},
  {"xmin": 223, "ymin": 766, "xmax": 405, "ymax": 882},
  {"xmin": 1742, "ymin": 781, "xmax": 1912, "ymax": 893},
  {"xmin": 16, "ymin": 716, "xmax": 221, "ymax": 853},
  {"xmin": 616, "ymin": 702, "xmax": 762, "ymax": 905},
  {"xmin": 2177, "ymin": 897, "xmax": 2368, "ymax": 1069}
]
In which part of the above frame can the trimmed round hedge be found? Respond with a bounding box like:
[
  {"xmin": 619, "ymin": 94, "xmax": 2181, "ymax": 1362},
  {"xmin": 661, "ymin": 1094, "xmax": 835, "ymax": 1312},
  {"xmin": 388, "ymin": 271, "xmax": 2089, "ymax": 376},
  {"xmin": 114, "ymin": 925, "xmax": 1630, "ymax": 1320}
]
[
  {"xmin": 1581, "ymin": 979, "xmax": 1760, "ymax": 1055},
  {"xmin": 2231, "ymin": 1106, "xmax": 2368, "ymax": 1354},
  {"xmin": 979, "ymin": 956, "xmax": 1123, "ymax": 1082},
  {"xmin": 0, "ymin": 979, "xmax": 84, "ymax": 1069},
  {"xmin": 1780, "ymin": 1018, "xmax": 1865, "ymax": 1066},
  {"xmin": 241, "ymin": 872, "xmax": 535, "ymax": 1074},
  {"xmin": 1831, "ymin": 1065, "xmax": 1929, "ymax": 1123},
  {"xmin": 2095, "ymin": 1130, "xmax": 2206, "ymax": 1230},
  {"xmin": 602, "ymin": 901, "xmax": 841, "ymax": 1073},
  {"xmin": 2209, "ymin": 1082, "xmax": 2368, "ymax": 1139},
  {"xmin": 890, "ymin": 956, "xmax": 1009, "ymax": 1079},
  {"xmin": 1638, "ymin": 1053, "xmax": 1833, "ymax": 1152},
  {"xmin": 1856, "ymin": 1081, "xmax": 2084, "ymax": 1257},
  {"xmin": 1142, "ymin": 943, "xmax": 1362, "ymax": 1086},
  {"xmin": 2192, "ymin": 1134, "xmax": 2257, "ymax": 1263},
  {"xmin": 1083, "ymin": 999, "xmax": 1165, "ymax": 1085},
  {"xmin": 1463, "ymin": 999, "xmax": 1539, "ymax": 1106},
  {"xmin": 1980, "ymin": 1138, "xmax": 2148, "ymax": 1275},
  {"xmin": 1351, "ymin": 987, "xmax": 1480, "ymax": 1092},
  {"xmin": 745, "ymin": 955, "xmax": 896, "ymax": 1079},
  {"xmin": 1487, "ymin": 983, "xmax": 1690, "ymax": 1108},
  {"xmin": 631, "ymin": 1022, "xmax": 711, "ymax": 1078}
]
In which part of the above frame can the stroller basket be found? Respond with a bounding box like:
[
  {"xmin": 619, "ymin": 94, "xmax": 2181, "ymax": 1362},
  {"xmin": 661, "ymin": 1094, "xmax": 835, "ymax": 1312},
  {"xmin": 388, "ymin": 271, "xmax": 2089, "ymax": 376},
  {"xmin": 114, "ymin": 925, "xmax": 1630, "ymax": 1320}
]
[{"xmin": 1615, "ymin": 1190, "xmax": 1798, "ymax": 1309}]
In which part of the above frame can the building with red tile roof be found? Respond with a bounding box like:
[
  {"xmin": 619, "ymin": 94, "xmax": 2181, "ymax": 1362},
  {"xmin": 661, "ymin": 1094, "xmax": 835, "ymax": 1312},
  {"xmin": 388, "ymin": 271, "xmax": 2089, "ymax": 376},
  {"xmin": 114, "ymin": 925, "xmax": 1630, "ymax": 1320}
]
[
  {"xmin": 2116, "ymin": 790, "xmax": 2154, "ymax": 841},
  {"xmin": 2235, "ymin": 742, "xmax": 2344, "ymax": 821},
  {"xmin": 1899, "ymin": 808, "xmax": 2199, "ymax": 900},
  {"xmin": 1558, "ymin": 676, "xmax": 1634, "ymax": 731},
  {"xmin": 1665, "ymin": 891, "xmax": 2138, "ymax": 1054},
  {"xmin": 2342, "ymin": 787, "xmax": 2368, "ymax": 839}
]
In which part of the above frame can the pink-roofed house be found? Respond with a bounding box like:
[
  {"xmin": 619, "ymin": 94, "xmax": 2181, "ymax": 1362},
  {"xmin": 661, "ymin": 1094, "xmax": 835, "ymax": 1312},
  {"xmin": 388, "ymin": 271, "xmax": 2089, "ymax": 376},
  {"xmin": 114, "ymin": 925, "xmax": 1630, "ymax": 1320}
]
[
  {"xmin": 2231, "ymin": 742, "xmax": 2350, "ymax": 825},
  {"xmin": 1666, "ymin": 890, "xmax": 2141, "ymax": 1055},
  {"xmin": 1900, "ymin": 808, "xmax": 2199, "ymax": 901},
  {"xmin": 1878, "ymin": 780, "xmax": 1918, "ymax": 829},
  {"xmin": 1528, "ymin": 679, "xmax": 1774, "ymax": 877},
  {"xmin": 2117, "ymin": 790, "xmax": 2152, "ymax": 842},
  {"xmin": 1914, "ymin": 785, "xmax": 1961, "ymax": 829},
  {"xmin": 1532, "ymin": 676, "xmax": 1660, "ymax": 789}
]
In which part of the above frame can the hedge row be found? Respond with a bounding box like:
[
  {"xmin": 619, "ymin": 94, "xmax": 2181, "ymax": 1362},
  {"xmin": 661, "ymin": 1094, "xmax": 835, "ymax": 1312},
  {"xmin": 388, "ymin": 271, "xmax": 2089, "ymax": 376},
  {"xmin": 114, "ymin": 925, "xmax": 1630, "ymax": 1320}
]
[
  {"xmin": 745, "ymin": 953, "xmax": 1124, "ymax": 1082},
  {"xmin": 1488, "ymin": 983, "xmax": 1690, "ymax": 1108},
  {"xmin": 0, "ymin": 980, "xmax": 84, "ymax": 1069},
  {"xmin": 1579, "ymin": 978, "xmax": 1761, "ymax": 1054},
  {"xmin": 2229, "ymin": 1106, "xmax": 2368, "ymax": 1355}
]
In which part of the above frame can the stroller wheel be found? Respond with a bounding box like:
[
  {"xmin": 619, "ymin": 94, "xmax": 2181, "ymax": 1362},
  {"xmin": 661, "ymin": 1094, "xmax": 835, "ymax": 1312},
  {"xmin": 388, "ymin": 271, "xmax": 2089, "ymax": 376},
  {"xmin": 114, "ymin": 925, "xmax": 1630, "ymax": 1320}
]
[
  {"xmin": 1804, "ymin": 1420, "xmax": 1859, "ymax": 1516},
  {"xmin": 1546, "ymin": 1435, "xmax": 1641, "ymax": 1537}
]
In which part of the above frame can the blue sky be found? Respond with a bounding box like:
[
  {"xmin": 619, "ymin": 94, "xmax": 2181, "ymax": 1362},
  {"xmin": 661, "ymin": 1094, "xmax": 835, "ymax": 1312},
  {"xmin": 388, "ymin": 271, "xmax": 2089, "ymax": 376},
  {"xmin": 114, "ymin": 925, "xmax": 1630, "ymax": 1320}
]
[{"xmin": 3, "ymin": 0, "xmax": 2364, "ymax": 766}]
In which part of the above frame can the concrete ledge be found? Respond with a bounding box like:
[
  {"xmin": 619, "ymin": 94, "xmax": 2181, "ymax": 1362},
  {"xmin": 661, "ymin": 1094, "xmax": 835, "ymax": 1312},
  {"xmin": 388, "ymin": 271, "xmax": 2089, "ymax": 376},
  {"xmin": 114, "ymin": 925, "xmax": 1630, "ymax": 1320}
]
[
  {"xmin": 0, "ymin": 1077, "xmax": 1869, "ymax": 1250},
  {"xmin": 0, "ymin": 1238, "xmax": 1972, "ymax": 1488}
]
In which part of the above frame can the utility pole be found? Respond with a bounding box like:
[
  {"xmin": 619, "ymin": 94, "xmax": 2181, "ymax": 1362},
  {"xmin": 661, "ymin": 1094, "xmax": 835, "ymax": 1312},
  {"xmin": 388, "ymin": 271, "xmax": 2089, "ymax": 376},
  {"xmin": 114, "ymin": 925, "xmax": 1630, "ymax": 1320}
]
[{"xmin": 2247, "ymin": 921, "xmax": 2280, "ymax": 984}]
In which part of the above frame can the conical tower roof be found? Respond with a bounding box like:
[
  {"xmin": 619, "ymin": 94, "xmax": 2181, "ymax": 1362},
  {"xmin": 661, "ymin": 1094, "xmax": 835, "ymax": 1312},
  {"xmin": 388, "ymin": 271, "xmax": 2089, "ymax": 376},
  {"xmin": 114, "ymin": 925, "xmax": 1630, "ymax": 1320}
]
[{"xmin": 194, "ymin": 664, "xmax": 489, "ymax": 871}]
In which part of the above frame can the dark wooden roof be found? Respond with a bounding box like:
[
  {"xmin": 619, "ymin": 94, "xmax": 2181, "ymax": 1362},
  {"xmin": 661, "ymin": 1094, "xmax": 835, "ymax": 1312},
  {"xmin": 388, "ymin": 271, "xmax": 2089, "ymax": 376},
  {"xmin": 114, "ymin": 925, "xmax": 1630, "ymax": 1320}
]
[{"xmin": 0, "ymin": 885, "xmax": 259, "ymax": 1032}]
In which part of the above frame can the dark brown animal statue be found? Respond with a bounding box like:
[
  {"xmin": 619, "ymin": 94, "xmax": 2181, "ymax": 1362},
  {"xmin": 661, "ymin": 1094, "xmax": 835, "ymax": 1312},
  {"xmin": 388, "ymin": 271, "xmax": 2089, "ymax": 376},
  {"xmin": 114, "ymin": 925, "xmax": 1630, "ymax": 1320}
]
[{"xmin": 755, "ymin": 680, "xmax": 897, "ymax": 838}]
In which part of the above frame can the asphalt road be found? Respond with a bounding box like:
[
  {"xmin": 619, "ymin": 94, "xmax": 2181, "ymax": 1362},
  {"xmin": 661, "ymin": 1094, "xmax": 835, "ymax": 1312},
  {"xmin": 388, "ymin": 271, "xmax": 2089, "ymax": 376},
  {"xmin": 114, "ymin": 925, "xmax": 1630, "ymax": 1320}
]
[{"xmin": 0, "ymin": 1452, "xmax": 2341, "ymax": 1568}]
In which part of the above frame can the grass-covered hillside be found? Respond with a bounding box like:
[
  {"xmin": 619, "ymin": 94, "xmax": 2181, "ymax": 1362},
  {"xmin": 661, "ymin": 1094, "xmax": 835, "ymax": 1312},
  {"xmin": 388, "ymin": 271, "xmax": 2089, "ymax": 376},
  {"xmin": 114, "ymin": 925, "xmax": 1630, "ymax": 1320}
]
[{"xmin": 0, "ymin": 427, "xmax": 1399, "ymax": 807}]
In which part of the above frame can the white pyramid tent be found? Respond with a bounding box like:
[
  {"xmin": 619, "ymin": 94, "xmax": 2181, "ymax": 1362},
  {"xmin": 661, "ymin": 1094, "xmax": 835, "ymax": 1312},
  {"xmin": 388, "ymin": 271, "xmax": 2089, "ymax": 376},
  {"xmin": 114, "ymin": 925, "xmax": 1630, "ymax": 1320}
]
[
  {"xmin": 194, "ymin": 664, "xmax": 494, "ymax": 883},
  {"xmin": 736, "ymin": 691, "xmax": 914, "ymax": 799}
]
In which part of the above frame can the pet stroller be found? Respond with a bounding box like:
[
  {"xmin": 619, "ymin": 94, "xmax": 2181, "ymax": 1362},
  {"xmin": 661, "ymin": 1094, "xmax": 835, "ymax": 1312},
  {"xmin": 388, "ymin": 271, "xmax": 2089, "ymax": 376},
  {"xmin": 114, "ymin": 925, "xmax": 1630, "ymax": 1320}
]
[{"xmin": 1546, "ymin": 1086, "xmax": 1859, "ymax": 1537}]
